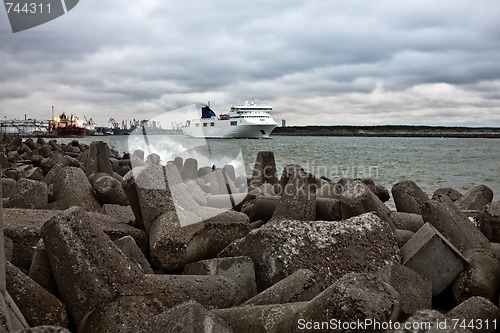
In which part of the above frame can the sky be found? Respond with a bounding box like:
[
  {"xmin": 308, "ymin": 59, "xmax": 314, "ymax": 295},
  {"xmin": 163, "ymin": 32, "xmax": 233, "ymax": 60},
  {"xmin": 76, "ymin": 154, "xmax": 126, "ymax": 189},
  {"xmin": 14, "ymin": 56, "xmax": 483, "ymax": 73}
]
[{"xmin": 1, "ymin": 0, "xmax": 500, "ymax": 127}]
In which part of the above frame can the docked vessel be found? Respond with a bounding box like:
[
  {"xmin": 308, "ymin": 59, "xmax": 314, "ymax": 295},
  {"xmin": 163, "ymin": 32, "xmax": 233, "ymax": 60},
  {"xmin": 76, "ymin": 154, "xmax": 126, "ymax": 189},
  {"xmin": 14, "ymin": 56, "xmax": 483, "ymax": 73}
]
[
  {"xmin": 182, "ymin": 101, "xmax": 277, "ymax": 138},
  {"xmin": 48, "ymin": 112, "xmax": 86, "ymax": 137}
]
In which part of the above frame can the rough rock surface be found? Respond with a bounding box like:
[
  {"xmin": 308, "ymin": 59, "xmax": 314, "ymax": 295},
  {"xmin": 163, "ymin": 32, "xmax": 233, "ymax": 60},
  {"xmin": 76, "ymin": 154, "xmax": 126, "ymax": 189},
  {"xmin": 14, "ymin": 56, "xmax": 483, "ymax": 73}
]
[
  {"xmin": 392, "ymin": 309, "xmax": 473, "ymax": 333},
  {"xmin": 447, "ymin": 296, "xmax": 500, "ymax": 333},
  {"xmin": 455, "ymin": 185, "xmax": 494, "ymax": 211},
  {"xmin": 52, "ymin": 166, "xmax": 102, "ymax": 212},
  {"xmin": 241, "ymin": 268, "xmax": 321, "ymax": 306},
  {"xmin": 220, "ymin": 212, "xmax": 401, "ymax": 290},
  {"xmin": 137, "ymin": 300, "xmax": 233, "ymax": 333},
  {"xmin": 291, "ymin": 273, "xmax": 400, "ymax": 333},
  {"xmin": 5, "ymin": 261, "xmax": 68, "ymax": 327},
  {"xmin": 41, "ymin": 207, "xmax": 147, "ymax": 324},
  {"xmin": 93, "ymin": 175, "xmax": 129, "ymax": 206},
  {"xmin": 4, "ymin": 179, "xmax": 48, "ymax": 209},
  {"xmin": 270, "ymin": 169, "xmax": 317, "ymax": 221},
  {"xmin": 392, "ymin": 180, "xmax": 430, "ymax": 214},
  {"xmin": 150, "ymin": 209, "xmax": 250, "ymax": 272}
]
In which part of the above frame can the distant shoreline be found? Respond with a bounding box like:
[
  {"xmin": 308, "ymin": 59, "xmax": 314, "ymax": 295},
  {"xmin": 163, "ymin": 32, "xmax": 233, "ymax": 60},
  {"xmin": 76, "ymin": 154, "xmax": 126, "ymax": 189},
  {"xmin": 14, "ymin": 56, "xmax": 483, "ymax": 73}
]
[{"xmin": 271, "ymin": 125, "xmax": 500, "ymax": 138}]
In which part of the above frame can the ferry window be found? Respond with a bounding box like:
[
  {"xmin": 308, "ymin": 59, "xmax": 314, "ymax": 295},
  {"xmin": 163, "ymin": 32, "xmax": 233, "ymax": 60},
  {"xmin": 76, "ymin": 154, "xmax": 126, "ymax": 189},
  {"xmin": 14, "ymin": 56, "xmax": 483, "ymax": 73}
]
[
  {"xmin": 210, "ymin": 122, "xmax": 215, "ymax": 126},
  {"xmin": 203, "ymin": 123, "xmax": 207, "ymax": 127},
  {"xmin": 195, "ymin": 123, "xmax": 200, "ymax": 127},
  {"xmin": 230, "ymin": 121, "xmax": 237, "ymax": 126}
]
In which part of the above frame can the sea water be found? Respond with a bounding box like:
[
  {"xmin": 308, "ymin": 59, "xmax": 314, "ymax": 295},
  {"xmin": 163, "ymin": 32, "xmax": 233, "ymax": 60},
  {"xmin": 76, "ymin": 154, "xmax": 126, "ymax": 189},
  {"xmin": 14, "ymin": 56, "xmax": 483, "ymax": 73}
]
[{"xmin": 54, "ymin": 135, "xmax": 500, "ymax": 204}]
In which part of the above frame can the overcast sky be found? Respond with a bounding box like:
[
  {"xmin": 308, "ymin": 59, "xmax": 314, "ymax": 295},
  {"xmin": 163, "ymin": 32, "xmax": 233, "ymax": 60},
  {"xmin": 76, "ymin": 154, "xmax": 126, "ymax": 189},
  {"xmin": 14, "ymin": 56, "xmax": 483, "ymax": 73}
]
[{"xmin": 1, "ymin": 0, "xmax": 500, "ymax": 127}]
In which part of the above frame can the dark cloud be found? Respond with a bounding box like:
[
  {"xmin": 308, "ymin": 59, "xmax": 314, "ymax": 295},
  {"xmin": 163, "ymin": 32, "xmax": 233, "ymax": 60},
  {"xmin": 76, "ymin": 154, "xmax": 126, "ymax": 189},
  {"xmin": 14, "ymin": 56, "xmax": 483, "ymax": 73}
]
[{"xmin": 1, "ymin": 0, "xmax": 500, "ymax": 126}]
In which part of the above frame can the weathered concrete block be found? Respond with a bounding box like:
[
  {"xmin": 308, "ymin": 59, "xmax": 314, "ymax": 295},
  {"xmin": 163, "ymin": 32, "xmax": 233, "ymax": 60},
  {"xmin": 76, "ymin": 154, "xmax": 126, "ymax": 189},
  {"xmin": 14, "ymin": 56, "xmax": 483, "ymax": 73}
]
[
  {"xmin": 392, "ymin": 180, "xmax": 430, "ymax": 214},
  {"xmin": 28, "ymin": 240, "xmax": 58, "ymax": 297},
  {"xmin": 249, "ymin": 151, "xmax": 278, "ymax": 189},
  {"xmin": 375, "ymin": 262, "xmax": 432, "ymax": 320},
  {"xmin": 463, "ymin": 210, "xmax": 483, "ymax": 228},
  {"xmin": 340, "ymin": 180, "xmax": 395, "ymax": 230},
  {"xmin": 241, "ymin": 269, "xmax": 321, "ymax": 306},
  {"xmin": 0, "ymin": 152, "xmax": 9, "ymax": 169},
  {"xmin": 40, "ymin": 155, "xmax": 62, "ymax": 176},
  {"xmin": 395, "ymin": 229, "xmax": 415, "ymax": 248},
  {"xmin": 180, "ymin": 180, "xmax": 205, "ymax": 208},
  {"xmin": 41, "ymin": 207, "xmax": 146, "ymax": 325},
  {"xmin": 145, "ymin": 153, "xmax": 161, "ymax": 165},
  {"xmin": 316, "ymin": 181, "xmax": 342, "ymax": 199},
  {"xmin": 135, "ymin": 164, "xmax": 176, "ymax": 233},
  {"xmin": 3, "ymin": 167, "xmax": 25, "ymax": 180},
  {"xmin": 1, "ymin": 178, "xmax": 16, "ymax": 198},
  {"xmin": 138, "ymin": 301, "xmax": 233, "ymax": 333},
  {"xmin": 277, "ymin": 164, "xmax": 302, "ymax": 194},
  {"xmin": 132, "ymin": 149, "xmax": 145, "ymax": 161},
  {"xmin": 271, "ymin": 169, "xmax": 316, "ymax": 222},
  {"xmin": 114, "ymin": 235, "xmax": 153, "ymax": 274},
  {"xmin": 291, "ymin": 273, "xmax": 400, "ymax": 333},
  {"xmin": 452, "ymin": 248, "xmax": 500, "ymax": 303},
  {"xmin": 172, "ymin": 156, "xmax": 183, "ymax": 172},
  {"xmin": 5, "ymin": 261, "xmax": 68, "ymax": 327},
  {"xmin": 197, "ymin": 166, "xmax": 212, "ymax": 178},
  {"xmin": 316, "ymin": 197, "xmax": 342, "ymax": 221},
  {"xmin": 447, "ymin": 296, "xmax": 500, "ymax": 333},
  {"xmin": 423, "ymin": 196, "xmax": 490, "ymax": 252},
  {"xmin": 401, "ymin": 222, "xmax": 466, "ymax": 295},
  {"xmin": 4, "ymin": 179, "xmax": 48, "ymax": 209},
  {"xmin": 390, "ymin": 211, "xmax": 425, "ymax": 232},
  {"xmin": 78, "ymin": 275, "xmax": 238, "ymax": 333},
  {"xmin": 25, "ymin": 167, "xmax": 44, "ymax": 181},
  {"xmin": 184, "ymin": 256, "xmax": 257, "ymax": 304},
  {"xmin": 93, "ymin": 175, "xmax": 129, "ymax": 206},
  {"xmin": 394, "ymin": 309, "xmax": 473, "ymax": 333},
  {"xmin": 211, "ymin": 168, "xmax": 231, "ymax": 196},
  {"xmin": 85, "ymin": 141, "xmax": 114, "ymax": 176},
  {"xmin": 456, "ymin": 185, "xmax": 494, "ymax": 211},
  {"xmin": 433, "ymin": 187, "xmax": 462, "ymax": 202},
  {"xmin": 3, "ymin": 208, "xmax": 50, "ymax": 270},
  {"xmin": 52, "ymin": 166, "xmax": 102, "ymax": 212},
  {"xmin": 103, "ymin": 204, "xmax": 135, "ymax": 224},
  {"xmin": 150, "ymin": 209, "xmax": 250, "ymax": 272},
  {"xmin": 220, "ymin": 212, "xmax": 400, "ymax": 291},
  {"xmin": 212, "ymin": 302, "xmax": 304, "ymax": 333},
  {"xmin": 86, "ymin": 210, "xmax": 148, "ymax": 252},
  {"xmin": 248, "ymin": 182, "xmax": 276, "ymax": 197},
  {"xmin": 180, "ymin": 157, "xmax": 198, "ymax": 181},
  {"xmin": 480, "ymin": 201, "xmax": 500, "ymax": 242},
  {"xmin": 244, "ymin": 195, "xmax": 279, "ymax": 222},
  {"xmin": 3, "ymin": 208, "xmax": 147, "ymax": 271},
  {"xmin": 122, "ymin": 168, "xmax": 144, "ymax": 229},
  {"xmin": 145, "ymin": 274, "xmax": 238, "ymax": 309},
  {"xmin": 223, "ymin": 164, "xmax": 236, "ymax": 182}
]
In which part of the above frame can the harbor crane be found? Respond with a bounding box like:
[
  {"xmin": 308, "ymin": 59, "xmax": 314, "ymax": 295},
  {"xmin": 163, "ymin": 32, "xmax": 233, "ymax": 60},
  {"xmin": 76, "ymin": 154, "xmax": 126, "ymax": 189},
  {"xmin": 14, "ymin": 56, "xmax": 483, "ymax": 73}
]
[{"xmin": 108, "ymin": 118, "xmax": 119, "ymax": 129}]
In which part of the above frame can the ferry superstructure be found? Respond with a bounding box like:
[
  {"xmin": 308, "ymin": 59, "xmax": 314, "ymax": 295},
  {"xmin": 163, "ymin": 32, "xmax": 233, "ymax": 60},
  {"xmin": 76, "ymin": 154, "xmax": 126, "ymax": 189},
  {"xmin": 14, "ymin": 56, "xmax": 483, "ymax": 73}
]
[{"xmin": 182, "ymin": 101, "xmax": 278, "ymax": 138}]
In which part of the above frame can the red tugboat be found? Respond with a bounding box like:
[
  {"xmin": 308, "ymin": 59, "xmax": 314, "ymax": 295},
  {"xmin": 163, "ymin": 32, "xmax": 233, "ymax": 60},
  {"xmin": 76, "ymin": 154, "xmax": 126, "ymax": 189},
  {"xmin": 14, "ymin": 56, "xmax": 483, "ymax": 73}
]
[{"xmin": 48, "ymin": 112, "xmax": 86, "ymax": 137}]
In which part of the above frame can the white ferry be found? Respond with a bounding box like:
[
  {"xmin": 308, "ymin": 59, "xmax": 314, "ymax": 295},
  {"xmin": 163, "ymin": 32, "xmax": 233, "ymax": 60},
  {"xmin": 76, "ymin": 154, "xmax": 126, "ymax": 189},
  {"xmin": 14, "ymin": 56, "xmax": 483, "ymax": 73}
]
[{"xmin": 182, "ymin": 101, "xmax": 278, "ymax": 138}]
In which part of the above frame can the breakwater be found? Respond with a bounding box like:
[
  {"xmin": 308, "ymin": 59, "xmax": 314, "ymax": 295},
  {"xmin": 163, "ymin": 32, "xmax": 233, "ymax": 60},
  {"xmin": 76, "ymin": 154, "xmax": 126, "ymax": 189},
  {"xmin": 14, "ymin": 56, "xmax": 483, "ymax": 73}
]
[
  {"xmin": 1, "ymin": 136, "xmax": 500, "ymax": 332},
  {"xmin": 272, "ymin": 125, "xmax": 500, "ymax": 138}
]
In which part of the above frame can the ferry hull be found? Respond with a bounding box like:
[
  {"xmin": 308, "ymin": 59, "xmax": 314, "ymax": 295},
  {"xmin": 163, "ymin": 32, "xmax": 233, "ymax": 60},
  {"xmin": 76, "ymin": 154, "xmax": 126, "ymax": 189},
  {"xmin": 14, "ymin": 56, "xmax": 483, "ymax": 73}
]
[
  {"xmin": 53, "ymin": 127, "xmax": 87, "ymax": 138},
  {"xmin": 182, "ymin": 124, "xmax": 277, "ymax": 138}
]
